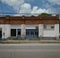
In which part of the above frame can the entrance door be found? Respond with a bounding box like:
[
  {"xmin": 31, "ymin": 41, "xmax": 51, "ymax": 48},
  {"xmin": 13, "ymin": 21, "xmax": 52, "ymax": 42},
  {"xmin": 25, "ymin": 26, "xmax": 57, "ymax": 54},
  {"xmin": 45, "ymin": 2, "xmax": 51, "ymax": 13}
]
[
  {"xmin": 17, "ymin": 29, "xmax": 21, "ymax": 39},
  {"xmin": 26, "ymin": 29, "xmax": 38, "ymax": 39},
  {"xmin": 0, "ymin": 30, "xmax": 2, "ymax": 39}
]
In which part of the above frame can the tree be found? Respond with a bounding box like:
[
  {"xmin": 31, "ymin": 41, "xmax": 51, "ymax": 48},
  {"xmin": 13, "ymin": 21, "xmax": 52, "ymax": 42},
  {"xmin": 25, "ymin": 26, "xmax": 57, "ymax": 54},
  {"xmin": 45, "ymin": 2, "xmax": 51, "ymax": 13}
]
[{"xmin": 39, "ymin": 13, "xmax": 52, "ymax": 16}]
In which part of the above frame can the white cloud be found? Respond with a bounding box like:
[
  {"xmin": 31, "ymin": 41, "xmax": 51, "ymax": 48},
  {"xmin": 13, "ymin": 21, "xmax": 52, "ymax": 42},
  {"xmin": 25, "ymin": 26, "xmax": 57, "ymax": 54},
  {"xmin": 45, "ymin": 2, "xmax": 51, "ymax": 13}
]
[
  {"xmin": 20, "ymin": 3, "xmax": 31, "ymax": 10},
  {"xmin": 31, "ymin": 7, "xmax": 49, "ymax": 16},
  {"xmin": 32, "ymin": 6, "xmax": 38, "ymax": 11},
  {"xmin": 25, "ymin": 0, "xmax": 60, "ymax": 5},
  {"xmin": 19, "ymin": 3, "xmax": 31, "ymax": 16},
  {"xmin": 48, "ymin": 0, "xmax": 60, "ymax": 5},
  {"xmin": 16, "ymin": 3, "xmax": 49, "ymax": 16},
  {"xmin": 0, "ymin": 0, "xmax": 24, "ymax": 10},
  {"xmin": 47, "ymin": 7, "xmax": 60, "ymax": 14},
  {"xmin": 1, "ymin": 0, "xmax": 60, "ymax": 16}
]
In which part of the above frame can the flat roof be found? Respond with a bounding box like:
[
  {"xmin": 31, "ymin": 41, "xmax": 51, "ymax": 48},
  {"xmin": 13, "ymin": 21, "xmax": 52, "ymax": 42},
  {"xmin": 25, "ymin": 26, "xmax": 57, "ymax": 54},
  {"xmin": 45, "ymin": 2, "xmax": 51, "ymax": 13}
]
[{"xmin": 0, "ymin": 16, "xmax": 59, "ymax": 20}]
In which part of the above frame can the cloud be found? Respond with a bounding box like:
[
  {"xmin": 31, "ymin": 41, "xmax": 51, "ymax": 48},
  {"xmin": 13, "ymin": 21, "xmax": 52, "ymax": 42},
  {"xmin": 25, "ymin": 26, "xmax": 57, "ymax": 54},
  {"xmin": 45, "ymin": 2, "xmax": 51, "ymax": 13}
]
[
  {"xmin": 0, "ymin": 0, "xmax": 60, "ymax": 16},
  {"xmin": 19, "ymin": 3, "xmax": 31, "ymax": 16},
  {"xmin": 16, "ymin": 3, "xmax": 59, "ymax": 16},
  {"xmin": 15, "ymin": 3, "xmax": 49, "ymax": 16},
  {"xmin": 0, "ymin": 0, "xmax": 24, "ymax": 10},
  {"xmin": 16, "ymin": 3, "xmax": 60, "ymax": 16},
  {"xmin": 48, "ymin": 0, "xmax": 60, "ymax": 5},
  {"xmin": 47, "ymin": 7, "xmax": 60, "ymax": 14},
  {"xmin": 31, "ymin": 6, "xmax": 49, "ymax": 16},
  {"xmin": 25, "ymin": 0, "xmax": 60, "ymax": 5}
]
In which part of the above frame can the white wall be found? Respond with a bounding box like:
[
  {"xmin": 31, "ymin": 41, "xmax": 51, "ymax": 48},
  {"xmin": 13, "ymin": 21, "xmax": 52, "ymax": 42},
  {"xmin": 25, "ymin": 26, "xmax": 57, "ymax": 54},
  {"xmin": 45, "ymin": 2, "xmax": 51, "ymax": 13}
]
[
  {"xmin": 11, "ymin": 25, "xmax": 21, "ymax": 29},
  {"xmin": 0, "ymin": 24, "xmax": 59, "ymax": 39},
  {"xmin": 0, "ymin": 24, "xmax": 10, "ymax": 39},
  {"xmin": 43, "ymin": 24, "xmax": 59, "ymax": 38},
  {"xmin": 25, "ymin": 25, "xmax": 38, "ymax": 29},
  {"xmin": 10, "ymin": 24, "xmax": 60, "ymax": 38},
  {"xmin": 21, "ymin": 24, "xmax": 26, "ymax": 37},
  {"xmin": 38, "ymin": 24, "xmax": 43, "ymax": 37},
  {"xmin": 55, "ymin": 24, "xmax": 59, "ymax": 39},
  {"xmin": 4, "ymin": 25, "xmax": 10, "ymax": 38}
]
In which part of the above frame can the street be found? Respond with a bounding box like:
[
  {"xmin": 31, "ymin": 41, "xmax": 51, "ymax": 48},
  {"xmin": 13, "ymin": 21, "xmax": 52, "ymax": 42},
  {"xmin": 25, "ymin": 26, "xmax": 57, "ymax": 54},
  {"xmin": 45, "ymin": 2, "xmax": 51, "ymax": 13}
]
[{"xmin": 0, "ymin": 43, "xmax": 60, "ymax": 58}]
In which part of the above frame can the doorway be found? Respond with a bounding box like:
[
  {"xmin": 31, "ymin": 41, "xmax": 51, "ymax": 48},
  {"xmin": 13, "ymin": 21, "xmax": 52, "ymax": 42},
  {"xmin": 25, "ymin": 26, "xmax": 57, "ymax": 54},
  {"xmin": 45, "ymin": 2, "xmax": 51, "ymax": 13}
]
[
  {"xmin": 17, "ymin": 29, "xmax": 21, "ymax": 39},
  {"xmin": 26, "ymin": 29, "xmax": 38, "ymax": 39}
]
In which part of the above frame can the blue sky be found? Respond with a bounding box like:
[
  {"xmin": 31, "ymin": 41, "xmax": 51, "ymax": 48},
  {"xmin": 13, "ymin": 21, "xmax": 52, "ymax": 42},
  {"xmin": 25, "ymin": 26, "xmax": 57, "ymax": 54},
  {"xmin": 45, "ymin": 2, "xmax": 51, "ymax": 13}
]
[{"xmin": 0, "ymin": 0, "xmax": 60, "ymax": 16}]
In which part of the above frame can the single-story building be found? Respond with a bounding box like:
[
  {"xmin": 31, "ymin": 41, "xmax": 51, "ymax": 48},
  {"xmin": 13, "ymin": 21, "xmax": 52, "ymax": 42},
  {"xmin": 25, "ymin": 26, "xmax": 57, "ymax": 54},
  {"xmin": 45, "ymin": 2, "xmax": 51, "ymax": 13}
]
[{"xmin": 0, "ymin": 15, "xmax": 59, "ymax": 40}]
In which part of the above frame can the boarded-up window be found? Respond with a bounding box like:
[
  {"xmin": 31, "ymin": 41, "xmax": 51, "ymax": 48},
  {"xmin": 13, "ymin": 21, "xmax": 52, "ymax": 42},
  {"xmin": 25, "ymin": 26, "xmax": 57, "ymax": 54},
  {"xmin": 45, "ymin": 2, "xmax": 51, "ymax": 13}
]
[{"xmin": 44, "ymin": 24, "xmax": 54, "ymax": 30}]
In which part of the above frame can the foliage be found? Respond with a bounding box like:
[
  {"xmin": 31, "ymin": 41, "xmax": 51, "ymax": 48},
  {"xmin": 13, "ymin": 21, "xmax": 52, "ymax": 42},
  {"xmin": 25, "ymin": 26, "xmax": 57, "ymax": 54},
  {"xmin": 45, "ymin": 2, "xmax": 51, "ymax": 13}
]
[{"xmin": 39, "ymin": 13, "xmax": 52, "ymax": 16}]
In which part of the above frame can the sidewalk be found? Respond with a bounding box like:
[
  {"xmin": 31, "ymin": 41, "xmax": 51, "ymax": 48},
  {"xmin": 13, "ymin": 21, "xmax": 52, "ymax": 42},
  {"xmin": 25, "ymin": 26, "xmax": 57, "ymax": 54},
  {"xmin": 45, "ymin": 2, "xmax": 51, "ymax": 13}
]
[{"xmin": 0, "ymin": 40, "xmax": 60, "ymax": 44}]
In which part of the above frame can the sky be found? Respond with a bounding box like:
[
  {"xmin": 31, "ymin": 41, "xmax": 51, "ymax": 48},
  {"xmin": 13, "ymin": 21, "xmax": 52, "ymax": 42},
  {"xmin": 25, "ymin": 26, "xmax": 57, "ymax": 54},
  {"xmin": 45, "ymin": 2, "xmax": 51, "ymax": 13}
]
[{"xmin": 0, "ymin": 0, "xmax": 60, "ymax": 16}]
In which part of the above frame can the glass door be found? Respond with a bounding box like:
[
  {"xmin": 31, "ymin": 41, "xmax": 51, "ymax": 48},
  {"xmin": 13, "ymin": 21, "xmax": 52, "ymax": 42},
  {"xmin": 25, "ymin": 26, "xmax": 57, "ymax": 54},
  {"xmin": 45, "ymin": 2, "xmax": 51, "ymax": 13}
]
[{"xmin": 26, "ymin": 29, "xmax": 38, "ymax": 39}]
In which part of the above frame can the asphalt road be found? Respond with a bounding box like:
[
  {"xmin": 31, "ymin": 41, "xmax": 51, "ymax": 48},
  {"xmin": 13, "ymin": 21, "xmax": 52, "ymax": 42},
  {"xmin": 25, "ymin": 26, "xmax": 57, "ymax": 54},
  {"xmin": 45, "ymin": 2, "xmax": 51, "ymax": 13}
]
[{"xmin": 0, "ymin": 43, "xmax": 60, "ymax": 58}]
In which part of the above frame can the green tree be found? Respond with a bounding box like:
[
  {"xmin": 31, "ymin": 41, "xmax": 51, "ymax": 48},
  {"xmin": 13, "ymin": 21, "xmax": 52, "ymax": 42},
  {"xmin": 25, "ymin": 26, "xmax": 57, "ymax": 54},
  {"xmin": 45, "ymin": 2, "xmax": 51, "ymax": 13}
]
[{"xmin": 40, "ymin": 13, "xmax": 52, "ymax": 16}]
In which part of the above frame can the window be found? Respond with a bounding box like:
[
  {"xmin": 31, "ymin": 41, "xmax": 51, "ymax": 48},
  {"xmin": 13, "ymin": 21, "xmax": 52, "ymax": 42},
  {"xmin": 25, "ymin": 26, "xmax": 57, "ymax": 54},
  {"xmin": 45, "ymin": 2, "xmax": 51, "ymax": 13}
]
[
  {"xmin": 44, "ymin": 24, "xmax": 54, "ymax": 30},
  {"xmin": 11, "ymin": 29, "xmax": 16, "ymax": 36}
]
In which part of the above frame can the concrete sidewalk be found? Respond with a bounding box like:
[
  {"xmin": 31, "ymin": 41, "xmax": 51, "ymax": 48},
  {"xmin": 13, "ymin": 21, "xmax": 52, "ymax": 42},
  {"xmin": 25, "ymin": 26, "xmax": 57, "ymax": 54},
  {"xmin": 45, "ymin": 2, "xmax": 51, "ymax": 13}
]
[{"xmin": 0, "ymin": 40, "xmax": 60, "ymax": 44}]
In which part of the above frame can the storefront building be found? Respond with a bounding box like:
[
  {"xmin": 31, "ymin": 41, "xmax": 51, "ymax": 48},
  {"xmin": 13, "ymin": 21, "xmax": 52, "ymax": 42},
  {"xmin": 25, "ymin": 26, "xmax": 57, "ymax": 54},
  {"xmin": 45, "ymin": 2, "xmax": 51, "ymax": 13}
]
[{"xmin": 0, "ymin": 16, "xmax": 59, "ymax": 40}]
